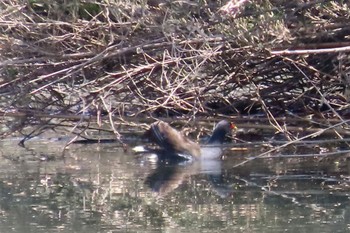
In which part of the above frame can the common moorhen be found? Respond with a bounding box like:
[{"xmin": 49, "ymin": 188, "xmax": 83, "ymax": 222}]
[{"xmin": 146, "ymin": 120, "xmax": 235, "ymax": 161}]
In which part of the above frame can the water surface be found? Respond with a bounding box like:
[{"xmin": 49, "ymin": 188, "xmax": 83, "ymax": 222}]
[{"xmin": 0, "ymin": 138, "xmax": 349, "ymax": 232}]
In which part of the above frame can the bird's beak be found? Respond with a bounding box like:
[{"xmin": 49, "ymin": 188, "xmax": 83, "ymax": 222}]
[{"xmin": 230, "ymin": 123, "xmax": 237, "ymax": 130}]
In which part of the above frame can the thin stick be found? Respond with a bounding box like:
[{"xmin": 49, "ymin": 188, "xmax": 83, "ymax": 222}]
[
  {"xmin": 231, "ymin": 119, "xmax": 350, "ymax": 168},
  {"xmin": 271, "ymin": 46, "xmax": 350, "ymax": 55}
]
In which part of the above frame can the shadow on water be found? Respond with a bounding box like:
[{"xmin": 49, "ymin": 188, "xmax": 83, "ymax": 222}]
[{"xmin": 0, "ymin": 135, "xmax": 350, "ymax": 232}]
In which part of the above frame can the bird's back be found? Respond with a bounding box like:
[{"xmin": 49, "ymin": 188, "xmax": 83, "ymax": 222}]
[{"xmin": 147, "ymin": 121, "xmax": 201, "ymax": 158}]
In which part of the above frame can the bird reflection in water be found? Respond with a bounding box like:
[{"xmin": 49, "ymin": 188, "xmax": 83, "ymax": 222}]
[{"xmin": 144, "ymin": 157, "xmax": 232, "ymax": 197}]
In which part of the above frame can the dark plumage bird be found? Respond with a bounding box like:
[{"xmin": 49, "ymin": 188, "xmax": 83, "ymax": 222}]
[{"xmin": 144, "ymin": 120, "xmax": 235, "ymax": 161}]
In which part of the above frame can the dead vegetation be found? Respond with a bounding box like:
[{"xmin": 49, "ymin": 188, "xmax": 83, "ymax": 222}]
[{"xmin": 1, "ymin": 0, "xmax": 350, "ymax": 143}]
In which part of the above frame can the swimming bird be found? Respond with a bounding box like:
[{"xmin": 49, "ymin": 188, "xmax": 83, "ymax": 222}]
[{"xmin": 144, "ymin": 120, "xmax": 235, "ymax": 161}]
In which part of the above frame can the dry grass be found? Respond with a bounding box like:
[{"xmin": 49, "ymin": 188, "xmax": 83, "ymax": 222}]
[{"xmin": 1, "ymin": 0, "xmax": 350, "ymax": 143}]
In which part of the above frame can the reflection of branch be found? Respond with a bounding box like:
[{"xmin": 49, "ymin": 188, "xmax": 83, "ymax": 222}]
[{"xmin": 236, "ymin": 176, "xmax": 325, "ymax": 212}]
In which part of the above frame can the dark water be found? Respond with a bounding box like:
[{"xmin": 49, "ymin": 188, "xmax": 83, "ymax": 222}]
[{"xmin": 0, "ymin": 138, "xmax": 350, "ymax": 233}]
